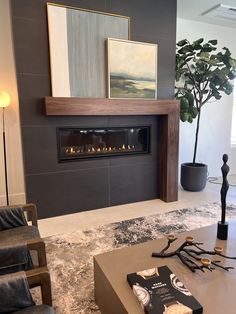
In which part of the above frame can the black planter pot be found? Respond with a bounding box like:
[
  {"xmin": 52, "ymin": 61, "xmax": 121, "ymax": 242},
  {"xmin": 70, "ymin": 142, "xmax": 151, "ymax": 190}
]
[{"xmin": 181, "ymin": 163, "xmax": 208, "ymax": 192}]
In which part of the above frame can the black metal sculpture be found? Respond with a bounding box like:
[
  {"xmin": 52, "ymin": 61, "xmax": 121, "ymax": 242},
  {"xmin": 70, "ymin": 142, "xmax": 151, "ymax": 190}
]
[
  {"xmin": 152, "ymin": 235, "xmax": 236, "ymax": 272},
  {"xmin": 217, "ymin": 154, "xmax": 230, "ymax": 240}
]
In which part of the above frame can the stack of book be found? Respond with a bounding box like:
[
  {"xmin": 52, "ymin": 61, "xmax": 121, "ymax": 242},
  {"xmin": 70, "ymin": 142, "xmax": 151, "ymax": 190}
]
[{"xmin": 127, "ymin": 265, "xmax": 203, "ymax": 314}]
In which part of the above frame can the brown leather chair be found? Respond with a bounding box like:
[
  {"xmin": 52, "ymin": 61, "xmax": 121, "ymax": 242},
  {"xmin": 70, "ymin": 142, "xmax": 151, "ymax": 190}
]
[
  {"xmin": 0, "ymin": 204, "xmax": 47, "ymax": 274},
  {"xmin": 0, "ymin": 267, "xmax": 54, "ymax": 313}
]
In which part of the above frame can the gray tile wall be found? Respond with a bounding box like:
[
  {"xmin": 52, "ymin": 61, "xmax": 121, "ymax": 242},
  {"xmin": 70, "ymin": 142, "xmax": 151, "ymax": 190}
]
[{"xmin": 10, "ymin": 0, "xmax": 177, "ymax": 218}]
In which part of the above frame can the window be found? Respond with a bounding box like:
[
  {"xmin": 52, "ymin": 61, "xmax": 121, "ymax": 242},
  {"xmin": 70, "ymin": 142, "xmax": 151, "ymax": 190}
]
[{"xmin": 231, "ymin": 80, "xmax": 236, "ymax": 146}]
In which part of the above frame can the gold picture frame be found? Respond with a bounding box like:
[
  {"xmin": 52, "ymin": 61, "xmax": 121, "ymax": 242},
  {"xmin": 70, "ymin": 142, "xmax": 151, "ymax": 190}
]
[
  {"xmin": 107, "ymin": 38, "xmax": 158, "ymax": 99},
  {"xmin": 47, "ymin": 3, "xmax": 130, "ymax": 97}
]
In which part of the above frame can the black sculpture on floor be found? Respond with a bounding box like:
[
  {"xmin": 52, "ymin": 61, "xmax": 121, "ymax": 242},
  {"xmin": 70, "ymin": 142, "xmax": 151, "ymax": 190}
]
[{"xmin": 217, "ymin": 154, "xmax": 230, "ymax": 240}]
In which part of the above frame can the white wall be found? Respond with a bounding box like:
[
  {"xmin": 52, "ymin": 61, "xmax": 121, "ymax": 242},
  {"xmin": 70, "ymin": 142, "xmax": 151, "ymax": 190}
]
[
  {"xmin": 0, "ymin": 0, "xmax": 25, "ymax": 205},
  {"xmin": 177, "ymin": 18, "xmax": 236, "ymax": 176}
]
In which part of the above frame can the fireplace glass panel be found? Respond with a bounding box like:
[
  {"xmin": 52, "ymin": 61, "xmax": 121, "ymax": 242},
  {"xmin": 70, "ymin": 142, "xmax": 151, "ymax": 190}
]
[{"xmin": 57, "ymin": 126, "xmax": 150, "ymax": 161}]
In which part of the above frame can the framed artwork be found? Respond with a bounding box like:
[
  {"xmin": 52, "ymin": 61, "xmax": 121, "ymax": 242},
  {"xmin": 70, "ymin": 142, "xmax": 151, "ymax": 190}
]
[
  {"xmin": 107, "ymin": 38, "xmax": 158, "ymax": 99},
  {"xmin": 47, "ymin": 3, "xmax": 130, "ymax": 97}
]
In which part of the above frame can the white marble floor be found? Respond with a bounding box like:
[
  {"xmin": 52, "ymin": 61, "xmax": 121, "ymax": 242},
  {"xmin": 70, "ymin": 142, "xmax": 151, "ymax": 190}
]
[{"xmin": 38, "ymin": 177, "xmax": 236, "ymax": 237}]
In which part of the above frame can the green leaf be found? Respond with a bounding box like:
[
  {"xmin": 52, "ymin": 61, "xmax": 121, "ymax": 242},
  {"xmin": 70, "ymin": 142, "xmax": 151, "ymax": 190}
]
[
  {"xmin": 178, "ymin": 46, "xmax": 194, "ymax": 54},
  {"xmin": 228, "ymin": 71, "xmax": 236, "ymax": 80},
  {"xmin": 223, "ymin": 82, "xmax": 233, "ymax": 94},
  {"xmin": 201, "ymin": 44, "xmax": 217, "ymax": 52},
  {"xmin": 208, "ymin": 39, "xmax": 217, "ymax": 45},
  {"xmin": 223, "ymin": 47, "xmax": 231, "ymax": 56},
  {"xmin": 208, "ymin": 59, "xmax": 219, "ymax": 66},
  {"xmin": 209, "ymin": 82, "xmax": 217, "ymax": 90},
  {"xmin": 187, "ymin": 115, "xmax": 193, "ymax": 123},
  {"xmin": 212, "ymin": 91, "xmax": 222, "ymax": 100},
  {"xmin": 180, "ymin": 112, "xmax": 189, "ymax": 122},
  {"xmin": 189, "ymin": 107, "xmax": 198, "ymax": 118},
  {"xmin": 180, "ymin": 97, "xmax": 189, "ymax": 111},
  {"xmin": 193, "ymin": 38, "xmax": 204, "ymax": 45},
  {"xmin": 196, "ymin": 61, "xmax": 208, "ymax": 73},
  {"xmin": 229, "ymin": 59, "xmax": 236, "ymax": 68},
  {"xmin": 177, "ymin": 39, "xmax": 188, "ymax": 47},
  {"xmin": 192, "ymin": 44, "xmax": 202, "ymax": 51},
  {"xmin": 185, "ymin": 92, "xmax": 194, "ymax": 106},
  {"xmin": 199, "ymin": 52, "xmax": 210, "ymax": 61}
]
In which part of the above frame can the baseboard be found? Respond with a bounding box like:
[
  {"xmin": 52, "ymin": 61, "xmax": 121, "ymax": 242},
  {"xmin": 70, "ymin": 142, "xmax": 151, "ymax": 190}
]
[{"xmin": 0, "ymin": 193, "xmax": 26, "ymax": 206}]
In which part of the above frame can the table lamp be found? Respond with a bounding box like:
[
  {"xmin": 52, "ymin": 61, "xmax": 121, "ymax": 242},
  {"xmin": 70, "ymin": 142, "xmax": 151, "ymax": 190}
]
[{"xmin": 0, "ymin": 91, "xmax": 11, "ymax": 205}]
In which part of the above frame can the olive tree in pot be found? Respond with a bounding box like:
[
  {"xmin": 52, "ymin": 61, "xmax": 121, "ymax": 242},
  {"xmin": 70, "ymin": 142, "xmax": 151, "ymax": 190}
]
[{"xmin": 176, "ymin": 38, "xmax": 236, "ymax": 191}]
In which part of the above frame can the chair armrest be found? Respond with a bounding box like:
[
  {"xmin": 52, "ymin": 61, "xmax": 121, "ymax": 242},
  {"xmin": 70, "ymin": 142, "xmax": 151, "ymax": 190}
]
[
  {"xmin": 23, "ymin": 204, "xmax": 38, "ymax": 227},
  {"xmin": 26, "ymin": 267, "xmax": 52, "ymax": 306},
  {"xmin": 27, "ymin": 239, "xmax": 47, "ymax": 267},
  {"xmin": 0, "ymin": 203, "xmax": 38, "ymax": 227}
]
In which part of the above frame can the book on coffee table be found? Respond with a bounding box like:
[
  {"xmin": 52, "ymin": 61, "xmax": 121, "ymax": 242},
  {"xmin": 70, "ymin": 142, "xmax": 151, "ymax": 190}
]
[{"xmin": 127, "ymin": 265, "xmax": 203, "ymax": 314}]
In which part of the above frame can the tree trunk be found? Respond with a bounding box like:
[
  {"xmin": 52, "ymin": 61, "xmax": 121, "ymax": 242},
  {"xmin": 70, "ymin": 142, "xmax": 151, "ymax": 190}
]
[{"xmin": 193, "ymin": 108, "xmax": 201, "ymax": 164}]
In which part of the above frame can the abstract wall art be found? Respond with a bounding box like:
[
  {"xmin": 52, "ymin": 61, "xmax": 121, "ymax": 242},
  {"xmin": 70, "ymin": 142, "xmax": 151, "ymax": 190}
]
[{"xmin": 47, "ymin": 4, "xmax": 129, "ymax": 97}]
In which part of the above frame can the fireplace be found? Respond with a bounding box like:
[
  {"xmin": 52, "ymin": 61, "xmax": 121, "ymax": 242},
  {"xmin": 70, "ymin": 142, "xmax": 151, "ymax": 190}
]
[{"xmin": 57, "ymin": 126, "xmax": 150, "ymax": 161}]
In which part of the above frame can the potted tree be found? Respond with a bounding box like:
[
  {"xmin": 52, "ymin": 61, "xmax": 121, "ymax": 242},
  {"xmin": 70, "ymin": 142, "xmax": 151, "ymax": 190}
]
[{"xmin": 175, "ymin": 38, "xmax": 236, "ymax": 191}]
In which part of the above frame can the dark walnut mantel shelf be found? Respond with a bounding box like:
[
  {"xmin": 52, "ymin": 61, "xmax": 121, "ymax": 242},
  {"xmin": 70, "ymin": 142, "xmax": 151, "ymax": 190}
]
[
  {"xmin": 45, "ymin": 97, "xmax": 180, "ymax": 203},
  {"xmin": 45, "ymin": 97, "xmax": 179, "ymax": 116}
]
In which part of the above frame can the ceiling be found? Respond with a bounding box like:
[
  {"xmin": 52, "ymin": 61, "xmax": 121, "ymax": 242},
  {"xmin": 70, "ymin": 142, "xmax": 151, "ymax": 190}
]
[{"xmin": 177, "ymin": 0, "xmax": 236, "ymax": 28}]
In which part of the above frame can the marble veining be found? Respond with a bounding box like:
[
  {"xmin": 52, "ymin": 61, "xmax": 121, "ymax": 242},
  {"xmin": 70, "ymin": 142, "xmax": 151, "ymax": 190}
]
[{"xmin": 34, "ymin": 203, "xmax": 236, "ymax": 313}]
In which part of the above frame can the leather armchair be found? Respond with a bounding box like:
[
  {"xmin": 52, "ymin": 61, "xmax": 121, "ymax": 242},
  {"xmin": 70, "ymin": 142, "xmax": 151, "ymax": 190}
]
[
  {"xmin": 0, "ymin": 267, "xmax": 54, "ymax": 313},
  {"xmin": 0, "ymin": 204, "xmax": 47, "ymax": 274}
]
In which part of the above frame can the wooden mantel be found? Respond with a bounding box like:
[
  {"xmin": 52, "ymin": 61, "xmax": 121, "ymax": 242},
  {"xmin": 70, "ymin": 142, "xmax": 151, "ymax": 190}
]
[
  {"xmin": 44, "ymin": 97, "xmax": 180, "ymax": 203},
  {"xmin": 45, "ymin": 97, "xmax": 179, "ymax": 116}
]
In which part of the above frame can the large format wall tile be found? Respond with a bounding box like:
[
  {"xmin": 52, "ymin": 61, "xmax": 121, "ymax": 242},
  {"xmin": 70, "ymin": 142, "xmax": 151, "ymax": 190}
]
[
  {"xmin": 156, "ymin": 80, "xmax": 175, "ymax": 99},
  {"xmin": 25, "ymin": 167, "xmax": 109, "ymax": 218},
  {"xmin": 110, "ymin": 162, "xmax": 159, "ymax": 206},
  {"xmin": 11, "ymin": 0, "xmax": 106, "ymax": 20},
  {"xmin": 11, "ymin": 18, "xmax": 50, "ymax": 75},
  {"xmin": 106, "ymin": 0, "xmax": 177, "ymax": 40},
  {"xmin": 17, "ymin": 74, "xmax": 51, "ymax": 125}
]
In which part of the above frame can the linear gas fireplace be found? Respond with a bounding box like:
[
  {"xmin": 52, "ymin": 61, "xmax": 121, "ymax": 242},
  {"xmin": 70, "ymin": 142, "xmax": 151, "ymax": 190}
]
[{"xmin": 57, "ymin": 126, "xmax": 150, "ymax": 161}]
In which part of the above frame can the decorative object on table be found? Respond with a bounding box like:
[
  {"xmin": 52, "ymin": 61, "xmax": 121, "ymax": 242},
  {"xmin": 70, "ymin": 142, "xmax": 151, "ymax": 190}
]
[
  {"xmin": 47, "ymin": 3, "xmax": 129, "ymax": 97},
  {"xmin": 175, "ymin": 38, "xmax": 236, "ymax": 191},
  {"xmin": 217, "ymin": 154, "xmax": 230, "ymax": 240},
  {"xmin": 107, "ymin": 38, "xmax": 157, "ymax": 99},
  {"xmin": 0, "ymin": 91, "xmax": 11, "ymax": 205},
  {"xmin": 127, "ymin": 265, "xmax": 203, "ymax": 314},
  {"xmin": 152, "ymin": 235, "xmax": 236, "ymax": 273}
]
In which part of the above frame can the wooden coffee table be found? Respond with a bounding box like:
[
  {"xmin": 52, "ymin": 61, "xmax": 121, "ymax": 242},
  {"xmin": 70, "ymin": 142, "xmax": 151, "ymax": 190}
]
[{"xmin": 94, "ymin": 221, "xmax": 236, "ymax": 314}]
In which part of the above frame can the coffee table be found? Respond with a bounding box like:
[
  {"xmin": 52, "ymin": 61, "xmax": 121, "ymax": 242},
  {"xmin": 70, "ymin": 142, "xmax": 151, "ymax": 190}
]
[{"xmin": 94, "ymin": 221, "xmax": 236, "ymax": 314}]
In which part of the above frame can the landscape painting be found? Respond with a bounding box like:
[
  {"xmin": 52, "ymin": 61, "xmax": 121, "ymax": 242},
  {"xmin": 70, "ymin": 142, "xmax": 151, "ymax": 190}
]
[{"xmin": 107, "ymin": 38, "xmax": 157, "ymax": 99}]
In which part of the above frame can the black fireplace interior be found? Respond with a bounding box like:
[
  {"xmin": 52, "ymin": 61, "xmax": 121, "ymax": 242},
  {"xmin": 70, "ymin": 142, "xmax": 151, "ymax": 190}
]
[{"xmin": 57, "ymin": 126, "xmax": 150, "ymax": 161}]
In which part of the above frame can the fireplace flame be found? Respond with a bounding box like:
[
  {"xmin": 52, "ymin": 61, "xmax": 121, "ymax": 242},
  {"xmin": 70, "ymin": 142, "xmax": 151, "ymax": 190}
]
[
  {"xmin": 66, "ymin": 147, "xmax": 76, "ymax": 154},
  {"xmin": 60, "ymin": 126, "xmax": 148, "ymax": 161},
  {"xmin": 65, "ymin": 144, "xmax": 137, "ymax": 156}
]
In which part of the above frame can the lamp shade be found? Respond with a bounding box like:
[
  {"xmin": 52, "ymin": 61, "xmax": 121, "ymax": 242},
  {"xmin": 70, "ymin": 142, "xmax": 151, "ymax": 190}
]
[{"xmin": 0, "ymin": 91, "xmax": 11, "ymax": 108}]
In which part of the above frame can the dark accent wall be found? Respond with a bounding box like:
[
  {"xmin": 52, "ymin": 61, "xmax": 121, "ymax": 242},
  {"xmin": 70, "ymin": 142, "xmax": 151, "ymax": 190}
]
[{"xmin": 10, "ymin": 0, "xmax": 177, "ymax": 218}]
